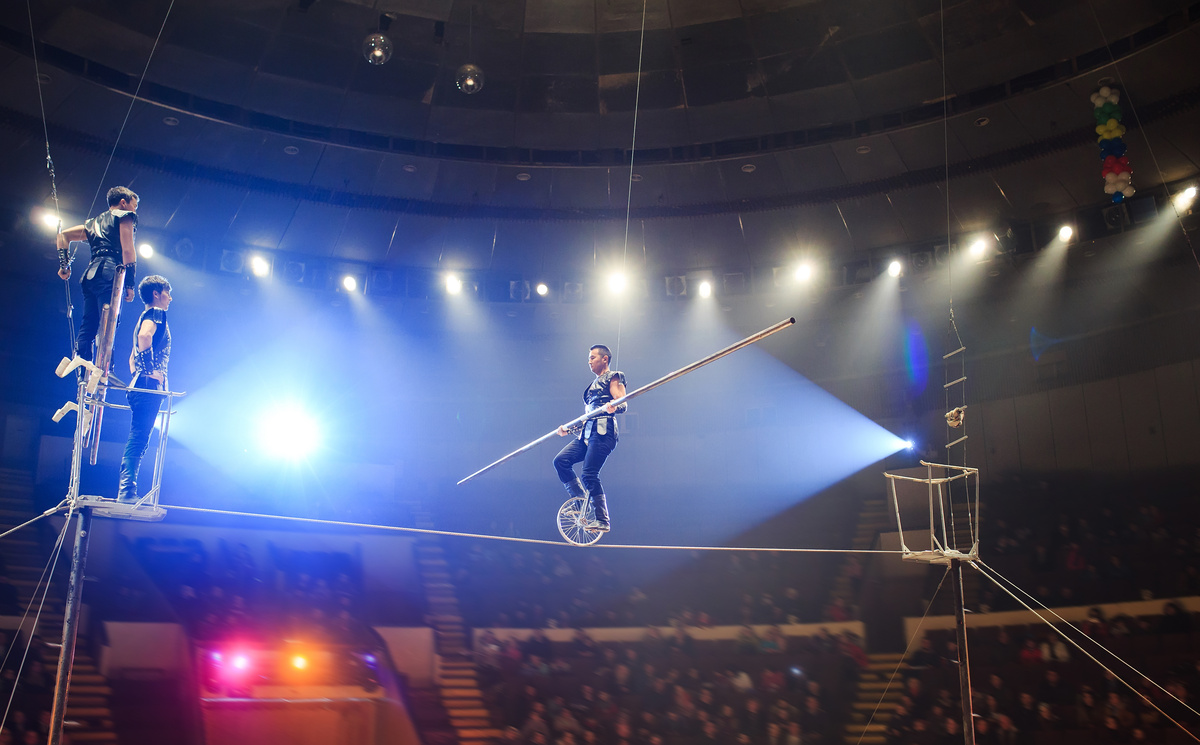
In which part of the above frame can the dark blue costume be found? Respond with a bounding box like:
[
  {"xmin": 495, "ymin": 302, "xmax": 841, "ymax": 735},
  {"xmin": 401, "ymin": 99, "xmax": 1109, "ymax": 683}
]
[
  {"xmin": 118, "ymin": 307, "xmax": 170, "ymax": 502},
  {"xmin": 553, "ymin": 370, "xmax": 626, "ymax": 528},
  {"xmin": 75, "ymin": 209, "xmax": 137, "ymax": 361}
]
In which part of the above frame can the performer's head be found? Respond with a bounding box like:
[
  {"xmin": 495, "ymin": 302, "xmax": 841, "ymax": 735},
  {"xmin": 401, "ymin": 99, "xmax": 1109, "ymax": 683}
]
[
  {"xmin": 106, "ymin": 186, "xmax": 139, "ymax": 211},
  {"xmin": 139, "ymin": 275, "xmax": 172, "ymax": 308},
  {"xmin": 588, "ymin": 344, "xmax": 612, "ymax": 375}
]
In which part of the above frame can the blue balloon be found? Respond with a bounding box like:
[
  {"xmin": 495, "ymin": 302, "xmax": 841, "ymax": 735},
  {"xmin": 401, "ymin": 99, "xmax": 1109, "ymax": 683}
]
[{"xmin": 1112, "ymin": 192, "xmax": 1125, "ymax": 203}]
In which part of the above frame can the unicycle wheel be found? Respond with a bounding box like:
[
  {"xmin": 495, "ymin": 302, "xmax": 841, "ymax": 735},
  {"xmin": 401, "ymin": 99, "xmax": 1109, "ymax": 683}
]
[{"xmin": 557, "ymin": 496, "xmax": 604, "ymax": 547}]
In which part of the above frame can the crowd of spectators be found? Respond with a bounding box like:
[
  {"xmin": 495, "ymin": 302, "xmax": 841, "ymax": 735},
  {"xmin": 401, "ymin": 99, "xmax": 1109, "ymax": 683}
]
[
  {"xmin": 451, "ymin": 543, "xmax": 844, "ymax": 630},
  {"xmin": 474, "ymin": 625, "xmax": 872, "ymax": 745},
  {"xmin": 130, "ymin": 537, "xmax": 371, "ymax": 645},
  {"xmin": 888, "ymin": 604, "xmax": 1200, "ymax": 745}
]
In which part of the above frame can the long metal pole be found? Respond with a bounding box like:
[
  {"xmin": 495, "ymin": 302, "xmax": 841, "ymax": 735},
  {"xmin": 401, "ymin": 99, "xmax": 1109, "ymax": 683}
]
[
  {"xmin": 88, "ymin": 266, "xmax": 126, "ymax": 465},
  {"xmin": 48, "ymin": 507, "xmax": 94, "ymax": 745},
  {"xmin": 458, "ymin": 316, "xmax": 797, "ymax": 485},
  {"xmin": 950, "ymin": 558, "xmax": 976, "ymax": 745}
]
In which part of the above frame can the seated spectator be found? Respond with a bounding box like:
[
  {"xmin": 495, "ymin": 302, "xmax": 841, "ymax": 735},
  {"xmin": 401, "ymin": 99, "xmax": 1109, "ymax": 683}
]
[
  {"xmin": 736, "ymin": 626, "xmax": 761, "ymax": 655},
  {"xmin": 1158, "ymin": 601, "xmax": 1192, "ymax": 634},
  {"xmin": 760, "ymin": 667, "xmax": 785, "ymax": 694},
  {"xmin": 1018, "ymin": 638, "xmax": 1043, "ymax": 665},
  {"xmin": 524, "ymin": 629, "xmax": 554, "ymax": 660},
  {"xmin": 760, "ymin": 626, "xmax": 786, "ymax": 654},
  {"xmin": 1039, "ymin": 636, "xmax": 1070, "ymax": 663},
  {"xmin": 730, "ymin": 669, "xmax": 754, "ymax": 694},
  {"xmin": 909, "ymin": 637, "xmax": 941, "ymax": 669},
  {"xmin": 667, "ymin": 627, "xmax": 695, "ymax": 656},
  {"xmin": 569, "ymin": 628, "xmax": 599, "ymax": 657}
]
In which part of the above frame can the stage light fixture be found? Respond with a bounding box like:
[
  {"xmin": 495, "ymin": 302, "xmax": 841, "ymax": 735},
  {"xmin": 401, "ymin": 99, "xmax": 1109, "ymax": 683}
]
[
  {"xmin": 138, "ymin": 244, "xmax": 154, "ymax": 259},
  {"xmin": 292, "ymin": 655, "xmax": 308, "ymax": 670},
  {"xmin": 219, "ymin": 249, "xmax": 245, "ymax": 274},
  {"xmin": 40, "ymin": 211, "xmax": 59, "ymax": 231},
  {"xmin": 887, "ymin": 260, "xmax": 902, "ymax": 277},
  {"xmin": 607, "ymin": 272, "xmax": 627, "ymax": 294},
  {"xmin": 445, "ymin": 274, "xmax": 463, "ymax": 295},
  {"xmin": 456, "ymin": 64, "xmax": 485, "ymax": 94},
  {"xmin": 259, "ymin": 406, "xmax": 319, "ymax": 459},
  {"xmin": 341, "ymin": 275, "xmax": 358, "ymax": 292},
  {"xmin": 903, "ymin": 439, "xmax": 915, "ymax": 449},
  {"xmin": 795, "ymin": 263, "xmax": 813, "ymax": 282},
  {"xmin": 250, "ymin": 255, "xmax": 271, "ymax": 277},
  {"xmin": 363, "ymin": 33, "xmax": 392, "ymax": 65},
  {"xmin": 232, "ymin": 655, "xmax": 250, "ymax": 671},
  {"xmin": 535, "ymin": 282, "xmax": 549, "ymax": 296},
  {"xmin": 698, "ymin": 280, "xmax": 712, "ymax": 298},
  {"xmin": 1175, "ymin": 186, "xmax": 1197, "ymax": 210},
  {"xmin": 1058, "ymin": 225, "xmax": 1074, "ymax": 241},
  {"xmin": 969, "ymin": 238, "xmax": 988, "ymax": 258}
]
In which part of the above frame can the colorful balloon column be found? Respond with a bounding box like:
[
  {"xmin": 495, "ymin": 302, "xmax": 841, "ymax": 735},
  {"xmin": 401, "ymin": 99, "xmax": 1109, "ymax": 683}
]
[{"xmin": 1092, "ymin": 86, "xmax": 1135, "ymax": 203}]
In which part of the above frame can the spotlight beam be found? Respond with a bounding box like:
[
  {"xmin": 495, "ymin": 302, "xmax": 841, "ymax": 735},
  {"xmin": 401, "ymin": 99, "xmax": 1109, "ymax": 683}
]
[{"xmin": 458, "ymin": 317, "xmax": 797, "ymax": 485}]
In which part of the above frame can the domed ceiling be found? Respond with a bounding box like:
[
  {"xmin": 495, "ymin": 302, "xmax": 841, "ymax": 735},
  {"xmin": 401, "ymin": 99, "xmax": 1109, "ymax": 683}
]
[{"xmin": 1, "ymin": 0, "xmax": 1198, "ymax": 279}]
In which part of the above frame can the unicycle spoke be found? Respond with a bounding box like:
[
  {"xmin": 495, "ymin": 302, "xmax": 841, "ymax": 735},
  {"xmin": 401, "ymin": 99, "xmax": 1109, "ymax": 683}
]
[{"xmin": 557, "ymin": 496, "xmax": 602, "ymax": 547}]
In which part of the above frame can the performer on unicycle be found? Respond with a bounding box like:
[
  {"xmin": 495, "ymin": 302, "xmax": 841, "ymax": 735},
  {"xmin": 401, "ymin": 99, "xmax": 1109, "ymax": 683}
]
[{"xmin": 554, "ymin": 345, "xmax": 627, "ymax": 532}]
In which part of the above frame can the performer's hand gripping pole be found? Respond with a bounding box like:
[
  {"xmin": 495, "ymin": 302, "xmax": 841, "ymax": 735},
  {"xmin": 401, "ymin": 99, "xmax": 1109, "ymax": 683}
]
[
  {"xmin": 87, "ymin": 265, "xmax": 127, "ymax": 465},
  {"xmin": 457, "ymin": 316, "xmax": 797, "ymax": 485}
]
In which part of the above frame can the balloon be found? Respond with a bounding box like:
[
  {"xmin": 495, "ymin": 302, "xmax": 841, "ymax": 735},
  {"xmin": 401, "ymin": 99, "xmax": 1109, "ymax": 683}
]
[
  {"xmin": 1105, "ymin": 182, "xmax": 1118, "ymax": 194},
  {"xmin": 1112, "ymin": 192, "xmax": 1125, "ymax": 203},
  {"xmin": 1121, "ymin": 185, "xmax": 1135, "ymax": 197},
  {"xmin": 1096, "ymin": 118, "xmax": 1126, "ymax": 140}
]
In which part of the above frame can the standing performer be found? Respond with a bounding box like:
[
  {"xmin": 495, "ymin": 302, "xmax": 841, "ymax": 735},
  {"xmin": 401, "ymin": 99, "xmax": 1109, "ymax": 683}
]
[
  {"xmin": 55, "ymin": 186, "xmax": 139, "ymax": 366},
  {"xmin": 118, "ymin": 275, "xmax": 172, "ymax": 503},
  {"xmin": 554, "ymin": 345, "xmax": 627, "ymax": 532}
]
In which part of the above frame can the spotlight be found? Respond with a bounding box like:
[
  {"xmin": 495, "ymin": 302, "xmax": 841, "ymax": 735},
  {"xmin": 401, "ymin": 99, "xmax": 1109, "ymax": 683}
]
[
  {"xmin": 887, "ymin": 260, "xmax": 902, "ymax": 278},
  {"xmin": 456, "ymin": 64, "xmax": 485, "ymax": 94},
  {"xmin": 138, "ymin": 244, "xmax": 154, "ymax": 259},
  {"xmin": 211, "ymin": 652, "xmax": 223, "ymax": 662},
  {"xmin": 250, "ymin": 255, "xmax": 271, "ymax": 278},
  {"xmin": 794, "ymin": 263, "xmax": 813, "ymax": 282},
  {"xmin": 698, "ymin": 280, "xmax": 712, "ymax": 298},
  {"xmin": 292, "ymin": 655, "xmax": 308, "ymax": 670},
  {"xmin": 40, "ymin": 211, "xmax": 59, "ymax": 231},
  {"xmin": 969, "ymin": 239, "xmax": 988, "ymax": 258},
  {"xmin": 445, "ymin": 274, "xmax": 463, "ymax": 295},
  {"xmin": 1057, "ymin": 225, "xmax": 1074, "ymax": 241},
  {"xmin": 232, "ymin": 655, "xmax": 250, "ymax": 671},
  {"xmin": 903, "ymin": 439, "xmax": 915, "ymax": 449},
  {"xmin": 341, "ymin": 275, "xmax": 358, "ymax": 292},
  {"xmin": 607, "ymin": 272, "xmax": 627, "ymax": 294},
  {"xmin": 258, "ymin": 405, "xmax": 319, "ymax": 459},
  {"xmin": 1175, "ymin": 186, "xmax": 1197, "ymax": 210},
  {"xmin": 363, "ymin": 33, "xmax": 392, "ymax": 65},
  {"xmin": 535, "ymin": 282, "xmax": 549, "ymax": 296}
]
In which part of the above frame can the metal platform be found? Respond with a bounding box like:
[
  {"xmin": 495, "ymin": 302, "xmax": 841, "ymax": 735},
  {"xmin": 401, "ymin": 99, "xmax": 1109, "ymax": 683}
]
[{"xmin": 74, "ymin": 495, "xmax": 167, "ymax": 522}]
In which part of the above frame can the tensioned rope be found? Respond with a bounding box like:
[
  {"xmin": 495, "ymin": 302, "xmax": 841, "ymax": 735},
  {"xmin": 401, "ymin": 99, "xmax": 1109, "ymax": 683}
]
[
  {"xmin": 25, "ymin": 0, "xmax": 74, "ymax": 355},
  {"xmin": 0, "ymin": 500, "xmax": 65, "ymax": 542},
  {"xmin": 611, "ymin": 0, "xmax": 649, "ymax": 371},
  {"xmin": 159, "ymin": 503, "xmax": 907, "ymax": 554},
  {"xmin": 979, "ymin": 559, "xmax": 1200, "ymax": 722},
  {"xmin": 84, "ymin": 0, "xmax": 177, "ymax": 219},
  {"xmin": 0, "ymin": 507, "xmax": 74, "ymax": 734},
  {"xmin": 1083, "ymin": 0, "xmax": 1199, "ymax": 272},
  {"xmin": 973, "ymin": 561, "xmax": 1200, "ymax": 742},
  {"xmin": 854, "ymin": 568, "xmax": 950, "ymax": 745}
]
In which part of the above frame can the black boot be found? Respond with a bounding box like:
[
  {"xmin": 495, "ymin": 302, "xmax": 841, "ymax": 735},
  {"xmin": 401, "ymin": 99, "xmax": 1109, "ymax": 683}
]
[
  {"xmin": 563, "ymin": 477, "xmax": 587, "ymax": 501},
  {"xmin": 590, "ymin": 492, "xmax": 611, "ymax": 532},
  {"xmin": 117, "ymin": 457, "xmax": 139, "ymax": 503}
]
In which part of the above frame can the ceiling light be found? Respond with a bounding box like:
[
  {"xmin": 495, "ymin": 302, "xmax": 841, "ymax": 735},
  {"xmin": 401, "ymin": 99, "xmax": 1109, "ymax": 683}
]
[
  {"xmin": 341, "ymin": 275, "xmax": 358, "ymax": 292},
  {"xmin": 515, "ymin": 172, "xmax": 532, "ymax": 181},
  {"xmin": 740, "ymin": 164, "xmax": 756, "ymax": 173},
  {"xmin": 1058, "ymin": 225, "xmax": 1074, "ymax": 241},
  {"xmin": 887, "ymin": 260, "xmax": 902, "ymax": 277},
  {"xmin": 283, "ymin": 145, "xmax": 300, "ymax": 155},
  {"xmin": 250, "ymin": 255, "xmax": 271, "ymax": 277},
  {"xmin": 535, "ymin": 282, "xmax": 549, "ymax": 296},
  {"xmin": 445, "ymin": 274, "xmax": 463, "ymax": 295},
  {"xmin": 363, "ymin": 33, "xmax": 392, "ymax": 65},
  {"xmin": 974, "ymin": 117, "xmax": 990, "ymax": 127},
  {"xmin": 138, "ymin": 244, "xmax": 154, "ymax": 259},
  {"xmin": 969, "ymin": 238, "xmax": 988, "ymax": 258},
  {"xmin": 163, "ymin": 116, "xmax": 180, "ymax": 126},
  {"xmin": 607, "ymin": 273, "xmax": 627, "ymax": 294},
  {"xmin": 855, "ymin": 145, "xmax": 871, "ymax": 154},
  {"xmin": 794, "ymin": 263, "xmax": 813, "ymax": 282},
  {"xmin": 456, "ymin": 64, "xmax": 485, "ymax": 94},
  {"xmin": 698, "ymin": 281, "xmax": 712, "ymax": 298},
  {"xmin": 1174, "ymin": 186, "xmax": 1197, "ymax": 210}
]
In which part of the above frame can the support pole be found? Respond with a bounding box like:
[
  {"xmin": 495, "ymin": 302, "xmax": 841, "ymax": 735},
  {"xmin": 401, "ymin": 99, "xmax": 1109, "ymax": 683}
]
[
  {"xmin": 950, "ymin": 558, "xmax": 976, "ymax": 745},
  {"xmin": 48, "ymin": 507, "xmax": 93, "ymax": 745}
]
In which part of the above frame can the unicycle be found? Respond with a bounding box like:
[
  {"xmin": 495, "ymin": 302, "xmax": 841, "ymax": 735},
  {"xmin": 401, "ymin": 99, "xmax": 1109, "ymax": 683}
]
[{"xmin": 557, "ymin": 493, "xmax": 604, "ymax": 547}]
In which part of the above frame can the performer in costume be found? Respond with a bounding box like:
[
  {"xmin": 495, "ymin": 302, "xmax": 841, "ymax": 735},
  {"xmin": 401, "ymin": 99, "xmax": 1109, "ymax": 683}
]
[
  {"xmin": 55, "ymin": 186, "xmax": 139, "ymax": 363},
  {"xmin": 554, "ymin": 345, "xmax": 627, "ymax": 531},
  {"xmin": 118, "ymin": 275, "xmax": 172, "ymax": 503}
]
